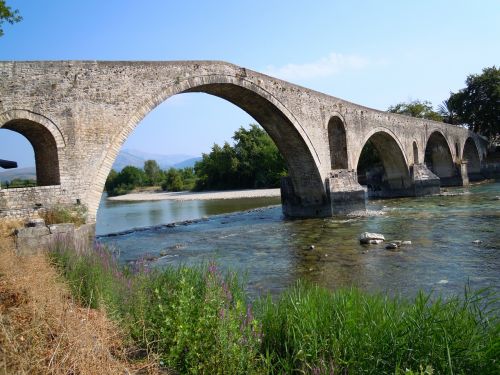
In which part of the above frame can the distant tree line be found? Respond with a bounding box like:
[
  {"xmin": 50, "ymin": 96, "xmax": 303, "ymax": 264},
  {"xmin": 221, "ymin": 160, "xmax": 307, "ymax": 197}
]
[
  {"xmin": 105, "ymin": 163, "xmax": 196, "ymax": 197},
  {"xmin": 104, "ymin": 124, "xmax": 288, "ymax": 196},
  {"xmin": 1, "ymin": 178, "xmax": 36, "ymax": 189}
]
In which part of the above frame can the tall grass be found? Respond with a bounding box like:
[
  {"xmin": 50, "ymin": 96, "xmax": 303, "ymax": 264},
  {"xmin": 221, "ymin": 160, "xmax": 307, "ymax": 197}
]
[
  {"xmin": 48, "ymin": 240, "xmax": 263, "ymax": 374},
  {"xmin": 258, "ymin": 282, "xmax": 499, "ymax": 374},
  {"xmin": 48, "ymin": 240, "xmax": 499, "ymax": 374}
]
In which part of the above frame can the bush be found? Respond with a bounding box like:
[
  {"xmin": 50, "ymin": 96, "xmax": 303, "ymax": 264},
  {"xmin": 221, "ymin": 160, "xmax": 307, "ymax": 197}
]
[{"xmin": 41, "ymin": 204, "xmax": 87, "ymax": 226}]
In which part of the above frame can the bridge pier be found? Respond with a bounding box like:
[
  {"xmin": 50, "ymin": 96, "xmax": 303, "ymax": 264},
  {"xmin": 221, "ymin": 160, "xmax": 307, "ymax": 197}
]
[
  {"xmin": 437, "ymin": 162, "xmax": 469, "ymax": 187},
  {"xmin": 326, "ymin": 170, "xmax": 366, "ymax": 214},
  {"xmin": 411, "ymin": 164, "xmax": 441, "ymax": 196},
  {"xmin": 280, "ymin": 177, "xmax": 332, "ymax": 218},
  {"xmin": 281, "ymin": 171, "xmax": 366, "ymax": 218}
]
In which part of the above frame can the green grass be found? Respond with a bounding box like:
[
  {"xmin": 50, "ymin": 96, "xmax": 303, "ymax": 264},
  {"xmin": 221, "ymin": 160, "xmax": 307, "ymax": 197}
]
[
  {"xmin": 258, "ymin": 282, "xmax": 499, "ymax": 374},
  {"xmin": 48, "ymin": 240, "xmax": 499, "ymax": 375}
]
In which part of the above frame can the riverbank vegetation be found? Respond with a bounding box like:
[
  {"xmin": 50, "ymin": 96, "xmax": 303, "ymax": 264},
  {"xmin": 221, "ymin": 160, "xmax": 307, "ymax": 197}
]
[
  {"xmin": 105, "ymin": 124, "xmax": 287, "ymax": 196},
  {"xmin": 0, "ymin": 231, "xmax": 160, "ymax": 374},
  {"xmin": 43, "ymin": 239, "xmax": 499, "ymax": 374}
]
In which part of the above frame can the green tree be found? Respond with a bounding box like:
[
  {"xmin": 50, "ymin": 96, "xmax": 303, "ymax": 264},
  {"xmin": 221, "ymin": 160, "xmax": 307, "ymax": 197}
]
[
  {"xmin": 195, "ymin": 142, "xmax": 239, "ymax": 190},
  {"xmin": 0, "ymin": 1, "xmax": 22, "ymax": 37},
  {"xmin": 447, "ymin": 66, "xmax": 500, "ymax": 139},
  {"xmin": 194, "ymin": 124, "xmax": 287, "ymax": 191},
  {"xmin": 104, "ymin": 169, "xmax": 118, "ymax": 192},
  {"xmin": 143, "ymin": 159, "xmax": 163, "ymax": 186},
  {"xmin": 437, "ymin": 98, "xmax": 461, "ymax": 125},
  {"xmin": 105, "ymin": 166, "xmax": 146, "ymax": 196},
  {"xmin": 388, "ymin": 100, "xmax": 443, "ymax": 121},
  {"xmin": 162, "ymin": 168, "xmax": 184, "ymax": 192},
  {"xmin": 233, "ymin": 124, "xmax": 287, "ymax": 188}
]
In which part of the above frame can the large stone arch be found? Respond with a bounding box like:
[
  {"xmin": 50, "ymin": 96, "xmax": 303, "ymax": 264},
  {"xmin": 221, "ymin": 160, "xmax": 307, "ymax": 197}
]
[
  {"xmin": 356, "ymin": 128, "xmax": 412, "ymax": 197},
  {"xmin": 424, "ymin": 131, "xmax": 456, "ymax": 185},
  {"xmin": 327, "ymin": 115, "xmax": 348, "ymax": 169},
  {"xmin": 462, "ymin": 137, "xmax": 482, "ymax": 181},
  {"xmin": 0, "ymin": 110, "xmax": 65, "ymax": 186},
  {"xmin": 90, "ymin": 74, "xmax": 326, "ymax": 218}
]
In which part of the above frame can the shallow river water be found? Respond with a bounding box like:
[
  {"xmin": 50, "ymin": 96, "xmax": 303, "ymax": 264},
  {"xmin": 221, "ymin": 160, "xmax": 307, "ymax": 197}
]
[{"xmin": 97, "ymin": 183, "xmax": 499, "ymax": 299}]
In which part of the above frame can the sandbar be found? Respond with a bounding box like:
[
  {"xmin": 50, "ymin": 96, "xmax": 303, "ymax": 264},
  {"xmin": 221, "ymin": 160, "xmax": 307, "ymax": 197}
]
[{"xmin": 107, "ymin": 188, "xmax": 281, "ymax": 202}]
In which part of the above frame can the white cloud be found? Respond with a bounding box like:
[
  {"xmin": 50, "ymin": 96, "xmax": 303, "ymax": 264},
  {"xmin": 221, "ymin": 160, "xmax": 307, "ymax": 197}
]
[{"xmin": 264, "ymin": 53, "xmax": 369, "ymax": 81}]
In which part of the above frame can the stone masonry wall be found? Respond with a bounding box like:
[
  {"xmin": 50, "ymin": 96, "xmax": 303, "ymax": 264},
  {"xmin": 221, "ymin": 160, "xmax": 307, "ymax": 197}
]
[{"xmin": 0, "ymin": 61, "xmax": 486, "ymax": 221}]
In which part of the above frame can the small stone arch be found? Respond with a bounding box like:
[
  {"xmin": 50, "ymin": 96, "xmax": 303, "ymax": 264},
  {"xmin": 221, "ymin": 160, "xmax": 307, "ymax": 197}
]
[
  {"xmin": 356, "ymin": 130, "xmax": 411, "ymax": 197},
  {"xmin": 0, "ymin": 110, "xmax": 64, "ymax": 186},
  {"xmin": 327, "ymin": 115, "xmax": 348, "ymax": 169},
  {"xmin": 412, "ymin": 141, "xmax": 419, "ymax": 164},
  {"xmin": 424, "ymin": 131, "xmax": 455, "ymax": 184},
  {"xmin": 462, "ymin": 137, "xmax": 482, "ymax": 181}
]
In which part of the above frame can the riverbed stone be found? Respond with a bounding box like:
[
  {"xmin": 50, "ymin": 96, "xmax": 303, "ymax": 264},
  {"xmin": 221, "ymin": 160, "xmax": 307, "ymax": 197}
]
[
  {"xmin": 472, "ymin": 240, "xmax": 483, "ymax": 245},
  {"xmin": 385, "ymin": 243, "xmax": 399, "ymax": 250},
  {"xmin": 359, "ymin": 232, "xmax": 385, "ymax": 244},
  {"xmin": 402, "ymin": 240, "xmax": 412, "ymax": 245}
]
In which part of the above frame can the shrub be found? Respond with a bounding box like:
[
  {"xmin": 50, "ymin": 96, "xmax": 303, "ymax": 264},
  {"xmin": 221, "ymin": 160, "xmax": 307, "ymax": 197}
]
[{"xmin": 41, "ymin": 204, "xmax": 87, "ymax": 226}]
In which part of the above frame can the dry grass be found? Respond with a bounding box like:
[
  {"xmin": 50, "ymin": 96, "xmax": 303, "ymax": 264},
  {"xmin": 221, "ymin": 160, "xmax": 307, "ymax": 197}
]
[
  {"xmin": 0, "ymin": 237, "xmax": 161, "ymax": 374},
  {"xmin": 0, "ymin": 219, "xmax": 23, "ymax": 242}
]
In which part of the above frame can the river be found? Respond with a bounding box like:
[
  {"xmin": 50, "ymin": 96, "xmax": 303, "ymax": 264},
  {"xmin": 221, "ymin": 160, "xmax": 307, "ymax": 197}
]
[{"xmin": 96, "ymin": 183, "xmax": 500, "ymax": 299}]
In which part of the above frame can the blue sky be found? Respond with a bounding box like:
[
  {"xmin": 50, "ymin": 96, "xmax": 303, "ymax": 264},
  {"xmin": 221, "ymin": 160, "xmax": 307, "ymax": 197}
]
[{"xmin": 1, "ymin": 0, "xmax": 499, "ymax": 167}]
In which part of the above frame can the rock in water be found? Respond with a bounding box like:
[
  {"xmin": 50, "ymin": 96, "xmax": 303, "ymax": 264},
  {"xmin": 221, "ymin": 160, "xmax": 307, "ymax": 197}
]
[
  {"xmin": 472, "ymin": 240, "xmax": 482, "ymax": 245},
  {"xmin": 385, "ymin": 243, "xmax": 399, "ymax": 250},
  {"xmin": 359, "ymin": 232, "xmax": 385, "ymax": 244},
  {"xmin": 402, "ymin": 240, "xmax": 412, "ymax": 246}
]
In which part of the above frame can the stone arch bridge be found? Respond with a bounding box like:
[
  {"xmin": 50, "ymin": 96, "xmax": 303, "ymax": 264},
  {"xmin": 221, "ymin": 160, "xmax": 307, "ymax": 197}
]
[{"xmin": 0, "ymin": 61, "xmax": 488, "ymax": 222}]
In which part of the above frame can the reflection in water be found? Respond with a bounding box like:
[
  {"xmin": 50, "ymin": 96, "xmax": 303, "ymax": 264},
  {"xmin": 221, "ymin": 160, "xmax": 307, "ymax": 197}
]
[
  {"xmin": 97, "ymin": 183, "xmax": 500, "ymax": 299},
  {"xmin": 96, "ymin": 195, "xmax": 281, "ymax": 235}
]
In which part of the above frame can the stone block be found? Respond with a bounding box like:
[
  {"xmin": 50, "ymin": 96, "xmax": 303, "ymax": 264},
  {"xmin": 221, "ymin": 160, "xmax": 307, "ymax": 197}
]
[{"xmin": 48, "ymin": 223, "xmax": 75, "ymax": 234}]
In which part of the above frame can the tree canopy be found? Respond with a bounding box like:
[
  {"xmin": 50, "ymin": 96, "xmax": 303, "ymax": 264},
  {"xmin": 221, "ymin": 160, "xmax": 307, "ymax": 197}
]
[
  {"xmin": 143, "ymin": 159, "xmax": 163, "ymax": 186},
  {"xmin": 194, "ymin": 124, "xmax": 287, "ymax": 190},
  {"xmin": 446, "ymin": 66, "xmax": 500, "ymax": 140},
  {"xmin": 387, "ymin": 100, "xmax": 442, "ymax": 121},
  {"xmin": 0, "ymin": 0, "xmax": 21, "ymax": 37}
]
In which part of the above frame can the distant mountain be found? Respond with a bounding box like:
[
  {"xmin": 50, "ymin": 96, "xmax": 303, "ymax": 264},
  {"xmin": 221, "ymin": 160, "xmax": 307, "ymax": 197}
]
[
  {"xmin": 173, "ymin": 157, "xmax": 202, "ymax": 169},
  {"xmin": 112, "ymin": 149, "xmax": 200, "ymax": 171},
  {"xmin": 0, "ymin": 167, "xmax": 36, "ymax": 182}
]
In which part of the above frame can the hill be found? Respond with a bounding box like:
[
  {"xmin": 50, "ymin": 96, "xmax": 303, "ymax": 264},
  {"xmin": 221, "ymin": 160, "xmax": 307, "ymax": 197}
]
[
  {"xmin": 0, "ymin": 167, "xmax": 36, "ymax": 183},
  {"xmin": 112, "ymin": 149, "xmax": 201, "ymax": 171}
]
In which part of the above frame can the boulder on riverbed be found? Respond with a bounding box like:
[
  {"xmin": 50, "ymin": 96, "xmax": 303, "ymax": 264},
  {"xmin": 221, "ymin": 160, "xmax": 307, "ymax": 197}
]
[
  {"xmin": 359, "ymin": 232, "xmax": 385, "ymax": 244},
  {"xmin": 385, "ymin": 243, "xmax": 399, "ymax": 250}
]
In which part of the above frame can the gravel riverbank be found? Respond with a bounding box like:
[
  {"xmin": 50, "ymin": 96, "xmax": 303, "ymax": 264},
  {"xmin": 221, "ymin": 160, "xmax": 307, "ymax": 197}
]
[{"xmin": 107, "ymin": 188, "xmax": 281, "ymax": 202}]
